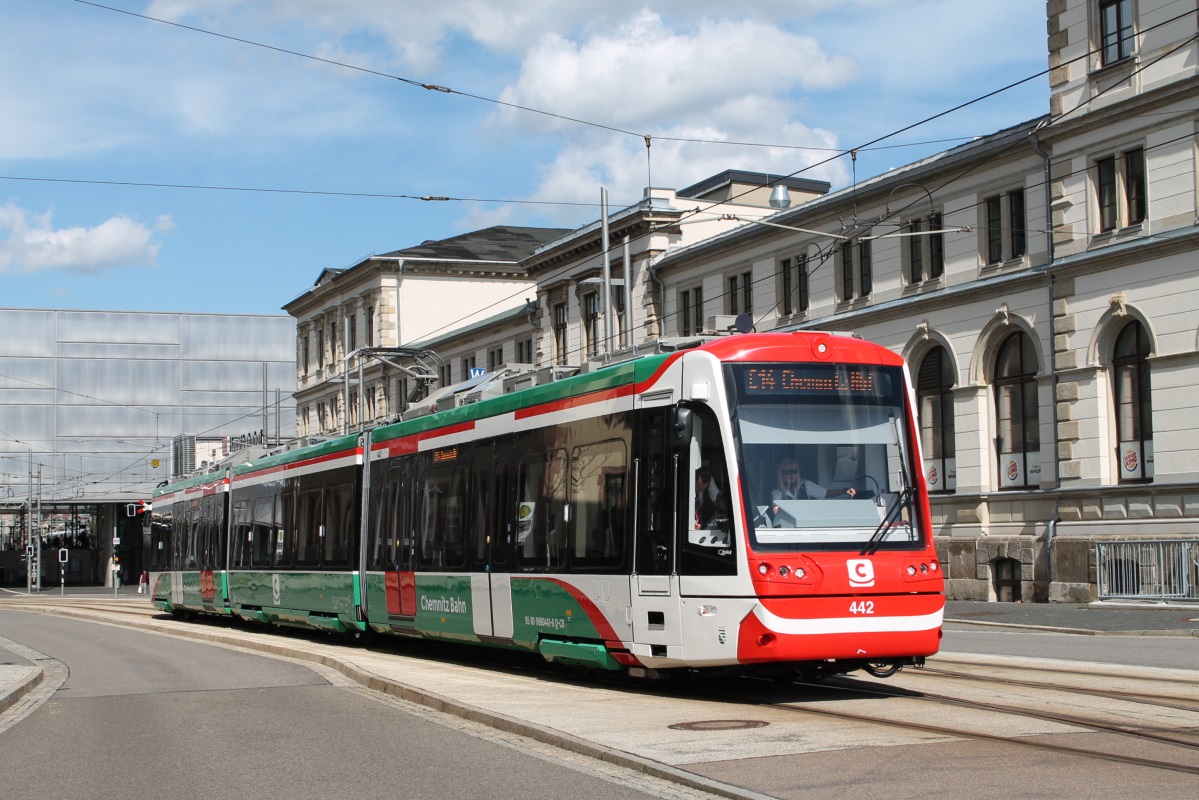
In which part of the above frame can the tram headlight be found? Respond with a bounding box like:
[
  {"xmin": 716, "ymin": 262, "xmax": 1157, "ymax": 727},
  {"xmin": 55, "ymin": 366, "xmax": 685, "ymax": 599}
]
[
  {"xmin": 795, "ymin": 567, "xmax": 805, "ymax": 579},
  {"xmin": 757, "ymin": 563, "xmax": 770, "ymax": 575},
  {"xmin": 906, "ymin": 565, "xmax": 918, "ymax": 576},
  {"xmin": 930, "ymin": 561, "xmax": 940, "ymax": 571},
  {"xmin": 778, "ymin": 565, "xmax": 790, "ymax": 577},
  {"xmin": 920, "ymin": 563, "xmax": 928, "ymax": 574}
]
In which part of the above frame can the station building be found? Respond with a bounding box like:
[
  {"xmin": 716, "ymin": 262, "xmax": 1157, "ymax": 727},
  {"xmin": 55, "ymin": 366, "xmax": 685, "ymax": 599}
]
[{"xmin": 290, "ymin": 0, "xmax": 1197, "ymax": 603}]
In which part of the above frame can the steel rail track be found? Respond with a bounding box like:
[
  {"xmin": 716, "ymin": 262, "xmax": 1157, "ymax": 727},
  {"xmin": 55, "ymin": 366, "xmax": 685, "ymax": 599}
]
[
  {"xmin": 807, "ymin": 677, "xmax": 1199, "ymax": 753},
  {"xmin": 908, "ymin": 665, "xmax": 1199, "ymax": 713}
]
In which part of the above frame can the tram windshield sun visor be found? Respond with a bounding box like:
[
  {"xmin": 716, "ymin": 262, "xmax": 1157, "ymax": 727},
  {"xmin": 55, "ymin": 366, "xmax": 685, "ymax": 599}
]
[{"xmin": 725, "ymin": 363, "xmax": 923, "ymax": 551}]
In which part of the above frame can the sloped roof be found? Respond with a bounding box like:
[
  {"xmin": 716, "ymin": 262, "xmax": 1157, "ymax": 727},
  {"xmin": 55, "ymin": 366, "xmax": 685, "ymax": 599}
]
[{"xmin": 379, "ymin": 225, "xmax": 572, "ymax": 263}]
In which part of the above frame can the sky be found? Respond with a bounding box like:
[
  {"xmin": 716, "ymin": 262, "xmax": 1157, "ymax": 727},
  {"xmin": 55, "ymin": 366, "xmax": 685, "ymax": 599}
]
[{"xmin": 0, "ymin": 0, "xmax": 1050, "ymax": 318}]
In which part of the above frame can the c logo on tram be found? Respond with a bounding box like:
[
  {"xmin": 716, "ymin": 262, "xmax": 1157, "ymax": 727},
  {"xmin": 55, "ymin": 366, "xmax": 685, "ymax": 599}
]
[{"xmin": 846, "ymin": 559, "xmax": 875, "ymax": 588}]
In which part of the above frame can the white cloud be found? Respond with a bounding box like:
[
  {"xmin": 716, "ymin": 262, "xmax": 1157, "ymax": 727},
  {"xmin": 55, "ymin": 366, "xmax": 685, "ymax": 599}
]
[
  {"xmin": 0, "ymin": 204, "xmax": 171, "ymax": 275},
  {"xmin": 492, "ymin": 10, "xmax": 857, "ymax": 134}
]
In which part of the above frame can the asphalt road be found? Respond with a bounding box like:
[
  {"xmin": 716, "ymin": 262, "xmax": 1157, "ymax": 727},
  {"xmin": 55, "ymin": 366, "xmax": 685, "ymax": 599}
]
[{"xmin": 0, "ymin": 610, "xmax": 721, "ymax": 800}]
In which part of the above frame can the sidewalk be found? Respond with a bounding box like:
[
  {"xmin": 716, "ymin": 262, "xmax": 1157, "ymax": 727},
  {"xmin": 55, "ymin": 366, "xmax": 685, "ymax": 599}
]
[{"xmin": 945, "ymin": 599, "xmax": 1199, "ymax": 635}]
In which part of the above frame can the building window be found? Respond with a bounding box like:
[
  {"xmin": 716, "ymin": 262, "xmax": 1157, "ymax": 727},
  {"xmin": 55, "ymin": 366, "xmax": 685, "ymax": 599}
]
[
  {"xmin": 839, "ymin": 241, "xmax": 854, "ymax": 300},
  {"xmin": 301, "ymin": 336, "xmax": 309, "ymax": 376},
  {"xmin": 487, "ymin": 346, "xmax": 504, "ymax": 372},
  {"xmin": 1096, "ymin": 148, "xmax": 1146, "ymax": 232},
  {"xmin": 317, "ymin": 402, "xmax": 328, "ymax": 433},
  {"xmin": 917, "ymin": 347, "xmax": 956, "ymax": 493},
  {"xmin": 329, "ymin": 322, "xmax": 337, "ymax": 364},
  {"xmin": 1097, "ymin": 156, "xmax": 1118, "ymax": 231},
  {"xmin": 928, "ymin": 212, "xmax": 944, "ymax": 278},
  {"xmin": 983, "ymin": 190, "xmax": 1026, "ymax": 265},
  {"xmin": 679, "ymin": 286, "xmax": 704, "ymax": 336},
  {"xmin": 583, "ymin": 292, "xmax": 599, "ymax": 358},
  {"xmin": 1113, "ymin": 320, "xmax": 1153, "ymax": 481},
  {"xmin": 994, "ymin": 331, "xmax": 1040, "ymax": 489},
  {"xmin": 726, "ymin": 270, "xmax": 751, "ymax": 315},
  {"xmin": 462, "ymin": 355, "xmax": 477, "ymax": 378},
  {"xmin": 515, "ymin": 337, "xmax": 533, "ymax": 364},
  {"xmin": 779, "ymin": 255, "xmax": 809, "ymax": 315},
  {"xmin": 439, "ymin": 363, "xmax": 452, "ymax": 387},
  {"xmin": 348, "ymin": 314, "xmax": 357, "ymax": 352},
  {"xmin": 1008, "ymin": 191, "xmax": 1026, "ymax": 259},
  {"xmin": 1100, "ymin": 0, "xmax": 1134, "ymax": 66},
  {"xmin": 907, "ymin": 219, "xmax": 924, "ymax": 283},
  {"xmin": 839, "ymin": 239, "xmax": 871, "ymax": 301},
  {"xmin": 365, "ymin": 305, "xmax": 374, "ymax": 347},
  {"xmin": 553, "ymin": 302, "xmax": 568, "ymax": 365},
  {"xmin": 858, "ymin": 239, "xmax": 872, "ymax": 297},
  {"xmin": 316, "ymin": 329, "xmax": 325, "ymax": 369}
]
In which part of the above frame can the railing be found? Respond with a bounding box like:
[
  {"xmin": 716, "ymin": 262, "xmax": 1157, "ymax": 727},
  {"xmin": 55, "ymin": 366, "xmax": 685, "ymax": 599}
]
[{"xmin": 1095, "ymin": 540, "xmax": 1199, "ymax": 600}]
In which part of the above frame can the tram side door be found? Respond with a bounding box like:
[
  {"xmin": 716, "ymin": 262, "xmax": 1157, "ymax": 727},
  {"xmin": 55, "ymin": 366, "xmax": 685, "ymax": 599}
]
[
  {"xmin": 634, "ymin": 406, "xmax": 674, "ymax": 597},
  {"xmin": 470, "ymin": 438, "xmax": 515, "ymax": 639}
]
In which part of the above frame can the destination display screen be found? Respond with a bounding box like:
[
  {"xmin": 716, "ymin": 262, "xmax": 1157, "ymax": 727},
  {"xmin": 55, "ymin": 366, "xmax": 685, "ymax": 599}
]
[{"xmin": 735, "ymin": 365, "xmax": 894, "ymax": 398}]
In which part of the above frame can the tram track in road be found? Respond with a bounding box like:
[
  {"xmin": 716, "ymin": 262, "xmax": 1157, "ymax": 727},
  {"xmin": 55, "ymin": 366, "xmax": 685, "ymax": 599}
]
[
  {"xmin": 694, "ymin": 670, "xmax": 1199, "ymax": 778},
  {"xmin": 909, "ymin": 663, "xmax": 1199, "ymax": 714},
  {"xmin": 806, "ymin": 676, "xmax": 1199, "ymax": 753}
]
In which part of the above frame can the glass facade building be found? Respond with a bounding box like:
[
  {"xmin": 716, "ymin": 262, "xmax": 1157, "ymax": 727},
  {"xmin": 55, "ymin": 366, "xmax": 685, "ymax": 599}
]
[{"xmin": 0, "ymin": 309, "xmax": 295, "ymax": 586}]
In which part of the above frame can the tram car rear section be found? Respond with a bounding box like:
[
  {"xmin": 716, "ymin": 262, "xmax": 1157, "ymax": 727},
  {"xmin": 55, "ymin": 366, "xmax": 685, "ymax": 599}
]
[{"xmin": 149, "ymin": 331, "xmax": 944, "ymax": 681}]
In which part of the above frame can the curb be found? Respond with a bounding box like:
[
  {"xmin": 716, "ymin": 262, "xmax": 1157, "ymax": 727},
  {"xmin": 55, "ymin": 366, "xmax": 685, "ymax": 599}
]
[
  {"xmin": 944, "ymin": 617, "xmax": 1199, "ymax": 637},
  {"xmin": 0, "ymin": 667, "xmax": 43, "ymax": 716},
  {"xmin": 2, "ymin": 605, "xmax": 774, "ymax": 800}
]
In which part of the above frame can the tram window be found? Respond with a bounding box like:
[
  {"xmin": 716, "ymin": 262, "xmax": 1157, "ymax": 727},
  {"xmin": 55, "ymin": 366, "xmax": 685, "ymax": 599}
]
[
  {"xmin": 392, "ymin": 459, "xmax": 415, "ymax": 570},
  {"xmin": 231, "ymin": 500, "xmax": 250, "ymax": 568},
  {"xmin": 295, "ymin": 488, "xmax": 323, "ymax": 568},
  {"xmin": 324, "ymin": 482, "xmax": 354, "ymax": 569},
  {"xmin": 472, "ymin": 461, "xmax": 491, "ymax": 564},
  {"xmin": 151, "ymin": 510, "xmax": 172, "ymax": 571},
  {"xmin": 516, "ymin": 449, "xmax": 567, "ymax": 570},
  {"xmin": 252, "ymin": 496, "xmax": 274, "ymax": 567},
  {"xmin": 681, "ymin": 406, "xmax": 736, "ymax": 576},
  {"xmin": 491, "ymin": 460, "xmax": 512, "ymax": 567},
  {"xmin": 367, "ymin": 461, "xmax": 391, "ymax": 571},
  {"xmin": 418, "ymin": 462, "xmax": 467, "ymax": 569},
  {"xmin": 569, "ymin": 440, "xmax": 626, "ymax": 569},
  {"xmin": 277, "ymin": 485, "xmax": 296, "ymax": 569}
]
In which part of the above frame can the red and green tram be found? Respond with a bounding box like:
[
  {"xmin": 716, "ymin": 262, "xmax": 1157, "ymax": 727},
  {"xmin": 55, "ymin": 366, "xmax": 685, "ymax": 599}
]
[{"xmin": 150, "ymin": 331, "xmax": 944, "ymax": 679}]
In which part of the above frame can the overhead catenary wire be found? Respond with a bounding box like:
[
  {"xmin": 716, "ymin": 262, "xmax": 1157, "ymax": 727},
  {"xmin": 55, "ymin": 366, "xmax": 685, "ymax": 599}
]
[{"xmin": 11, "ymin": 3, "xmax": 1191, "ymax": 497}]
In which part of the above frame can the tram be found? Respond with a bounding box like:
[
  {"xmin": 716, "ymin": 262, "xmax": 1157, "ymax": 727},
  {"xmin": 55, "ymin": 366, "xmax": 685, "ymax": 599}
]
[{"xmin": 148, "ymin": 331, "xmax": 944, "ymax": 679}]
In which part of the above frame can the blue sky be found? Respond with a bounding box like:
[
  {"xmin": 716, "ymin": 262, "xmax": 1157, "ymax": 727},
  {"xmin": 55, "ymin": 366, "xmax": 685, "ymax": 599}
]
[{"xmin": 1, "ymin": 0, "xmax": 1049, "ymax": 317}]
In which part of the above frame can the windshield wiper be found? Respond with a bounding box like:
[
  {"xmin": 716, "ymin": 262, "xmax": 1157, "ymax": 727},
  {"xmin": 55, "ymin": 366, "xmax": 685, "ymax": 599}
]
[{"xmin": 861, "ymin": 415, "xmax": 913, "ymax": 556}]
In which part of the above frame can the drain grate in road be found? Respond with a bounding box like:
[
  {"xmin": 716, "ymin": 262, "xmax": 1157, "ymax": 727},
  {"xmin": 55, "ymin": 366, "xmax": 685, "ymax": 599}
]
[{"xmin": 668, "ymin": 719, "xmax": 769, "ymax": 731}]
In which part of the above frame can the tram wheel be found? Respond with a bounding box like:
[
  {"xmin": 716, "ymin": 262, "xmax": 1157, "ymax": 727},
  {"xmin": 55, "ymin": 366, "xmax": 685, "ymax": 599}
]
[{"xmin": 863, "ymin": 661, "xmax": 901, "ymax": 678}]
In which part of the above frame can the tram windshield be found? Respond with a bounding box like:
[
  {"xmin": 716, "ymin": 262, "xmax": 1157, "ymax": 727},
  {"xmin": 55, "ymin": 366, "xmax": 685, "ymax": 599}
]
[{"xmin": 725, "ymin": 363, "xmax": 923, "ymax": 551}]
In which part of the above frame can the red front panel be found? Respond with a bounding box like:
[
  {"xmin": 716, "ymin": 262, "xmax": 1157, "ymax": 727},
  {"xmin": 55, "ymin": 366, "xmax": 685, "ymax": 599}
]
[{"xmin": 737, "ymin": 592, "xmax": 943, "ymax": 663}]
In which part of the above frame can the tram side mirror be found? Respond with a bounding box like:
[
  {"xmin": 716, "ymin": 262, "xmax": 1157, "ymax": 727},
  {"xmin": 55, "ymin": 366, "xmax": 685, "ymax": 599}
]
[{"xmin": 672, "ymin": 406, "xmax": 694, "ymax": 452}]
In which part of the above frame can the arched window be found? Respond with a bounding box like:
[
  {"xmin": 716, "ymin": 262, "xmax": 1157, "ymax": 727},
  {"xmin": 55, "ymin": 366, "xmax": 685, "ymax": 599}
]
[
  {"xmin": 917, "ymin": 347, "xmax": 955, "ymax": 492},
  {"xmin": 1113, "ymin": 320, "xmax": 1153, "ymax": 481},
  {"xmin": 994, "ymin": 332, "xmax": 1040, "ymax": 488}
]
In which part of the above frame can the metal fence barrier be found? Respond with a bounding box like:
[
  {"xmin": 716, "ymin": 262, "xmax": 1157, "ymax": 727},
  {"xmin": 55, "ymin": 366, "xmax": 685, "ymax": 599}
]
[{"xmin": 1095, "ymin": 540, "xmax": 1199, "ymax": 600}]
